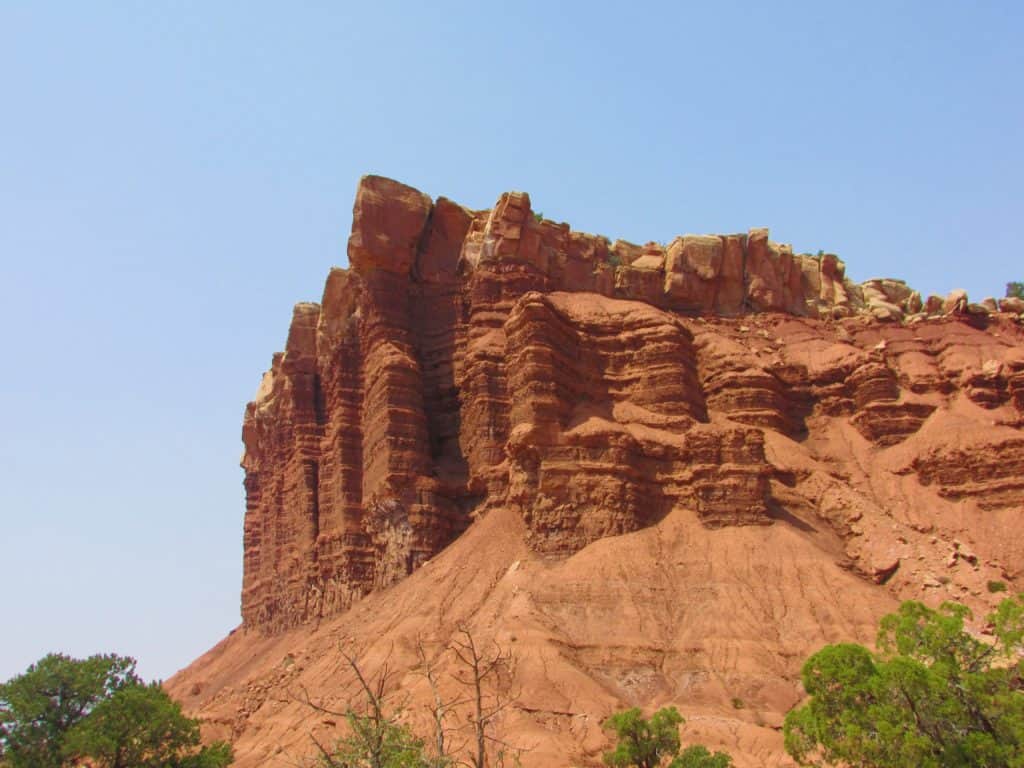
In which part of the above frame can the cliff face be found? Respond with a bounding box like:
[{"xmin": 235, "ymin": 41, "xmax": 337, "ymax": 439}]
[
  {"xmin": 170, "ymin": 176, "xmax": 1024, "ymax": 767},
  {"xmin": 239, "ymin": 175, "xmax": 1024, "ymax": 634}
]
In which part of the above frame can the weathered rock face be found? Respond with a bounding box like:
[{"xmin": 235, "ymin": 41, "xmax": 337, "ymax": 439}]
[
  {"xmin": 503, "ymin": 292, "xmax": 769, "ymax": 550},
  {"xmin": 174, "ymin": 175, "xmax": 1024, "ymax": 768},
  {"xmin": 240, "ymin": 175, "xmax": 1024, "ymax": 634}
]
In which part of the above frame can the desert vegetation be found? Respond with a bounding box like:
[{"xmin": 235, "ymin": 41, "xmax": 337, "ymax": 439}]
[
  {"xmin": 602, "ymin": 707, "xmax": 732, "ymax": 768},
  {"xmin": 297, "ymin": 641, "xmax": 735, "ymax": 768},
  {"xmin": 0, "ymin": 653, "xmax": 232, "ymax": 767},
  {"xmin": 599, "ymin": 594, "xmax": 1024, "ymax": 768},
  {"xmin": 297, "ymin": 629, "xmax": 521, "ymax": 768},
  {"xmin": 785, "ymin": 595, "xmax": 1024, "ymax": 767}
]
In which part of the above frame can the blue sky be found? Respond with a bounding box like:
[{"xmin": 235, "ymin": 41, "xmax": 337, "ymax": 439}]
[{"xmin": 1, "ymin": 1, "xmax": 1022, "ymax": 683}]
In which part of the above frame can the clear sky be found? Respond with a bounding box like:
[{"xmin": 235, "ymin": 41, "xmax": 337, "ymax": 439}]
[{"xmin": 1, "ymin": 2, "xmax": 1022, "ymax": 683}]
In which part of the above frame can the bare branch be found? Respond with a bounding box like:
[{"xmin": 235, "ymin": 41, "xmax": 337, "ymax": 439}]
[
  {"xmin": 292, "ymin": 684, "xmax": 348, "ymax": 719},
  {"xmin": 447, "ymin": 626, "xmax": 523, "ymax": 768},
  {"xmin": 309, "ymin": 731, "xmax": 339, "ymax": 768},
  {"xmin": 293, "ymin": 643, "xmax": 421, "ymax": 768}
]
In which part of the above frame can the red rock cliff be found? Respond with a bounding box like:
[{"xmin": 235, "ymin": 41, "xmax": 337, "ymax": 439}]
[
  {"xmin": 169, "ymin": 176, "xmax": 1024, "ymax": 768},
  {"xmin": 239, "ymin": 175, "xmax": 1024, "ymax": 634}
]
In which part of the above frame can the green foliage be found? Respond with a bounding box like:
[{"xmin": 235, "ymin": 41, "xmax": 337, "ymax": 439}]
[
  {"xmin": 602, "ymin": 708, "xmax": 732, "ymax": 768},
  {"xmin": 671, "ymin": 745, "xmax": 734, "ymax": 768},
  {"xmin": 603, "ymin": 707, "xmax": 682, "ymax": 768},
  {"xmin": 783, "ymin": 596, "xmax": 1024, "ymax": 768},
  {"xmin": 63, "ymin": 683, "xmax": 232, "ymax": 768},
  {"xmin": 318, "ymin": 712, "xmax": 444, "ymax": 768},
  {"xmin": 606, "ymin": 253, "xmax": 622, "ymax": 268},
  {"xmin": 988, "ymin": 580, "xmax": 1008, "ymax": 593},
  {"xmin": 1007, "ymin": 282, "xmax": 1024, "ymax": 299},
  {"xmin": 0, "ymin": 653, "xmax": 140, "ymax": 767},
  {"xmin": 310, "ymin": 649, "xmax": 449, "ymax": 768},
  {"xmin": 532, "ymin": 211, "xmax": 544, "ymax": 223},
  {"xmin": 0, "ymin": 654, "xmax": 231, "ymax": 768}
]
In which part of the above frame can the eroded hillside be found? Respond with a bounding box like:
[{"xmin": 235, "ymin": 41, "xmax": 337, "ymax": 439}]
[{"xmin": 168, "ymin": 176, "xmax": 1024, "ymax": 767}]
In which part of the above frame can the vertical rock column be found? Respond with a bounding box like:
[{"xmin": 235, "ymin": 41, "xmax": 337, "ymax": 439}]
[
  {"xmin": 281, "ymin": 303, "xmax": 325, "ymax": 558},
  {"xmin": 347, "ymin": 176, "xmax": 435, "ymax": 587},
  {"xmin": 239, "ymin": 302, "xmax": 325, "ymax": 629},
  {"xmin": 408, "ymin": 197, "xmax": 478, "ymax": 538},
  {"xmin": 457, "ymin": 192, "xmax": 553, "ymax": 499},
  {"xmin": 313, "ymin": 267, "xmax": 368, "ymax": 616}
]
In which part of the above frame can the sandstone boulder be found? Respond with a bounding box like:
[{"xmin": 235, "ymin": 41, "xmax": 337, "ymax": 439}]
[
  {"xmin": 861, "ymin": 280, "xmax": 905, "ymax": 322},
  {"xmin": 347, "ymin": 175, "xmax": 432, "ymax": 274},
  {"xmin": 746, "ymin": 228, "xmax": 797, "ymax": 313},
  {"xmin": 630, "ymin": 254, "xmax": 664, "ymax": 271},
  {"xmin": 943, "ymin": 289, "xmax": 969, "ymax": 314},
  {"xmin": 1000, "ymin": 296, "xmax": 1024, "ymax": 313},
  {"xmin": 664, "ymin": 234, "xmax": 723, "ymax": 312}
]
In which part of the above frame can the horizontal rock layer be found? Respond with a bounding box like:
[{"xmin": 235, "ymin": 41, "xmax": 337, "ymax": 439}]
[{"xmin": 240, "ymin": 175, "xmax": 1024, "ymax": 633}]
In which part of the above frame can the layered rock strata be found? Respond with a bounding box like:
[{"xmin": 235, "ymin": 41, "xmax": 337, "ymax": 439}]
[{"xmin": 240, "ymin": 175, "xmax": 1024, "ymax": 633}]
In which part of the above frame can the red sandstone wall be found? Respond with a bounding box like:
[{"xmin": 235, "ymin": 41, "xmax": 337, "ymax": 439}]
[{"xmin": 239, "ymin": 175, "xmax": 1024, "ymax": 633}]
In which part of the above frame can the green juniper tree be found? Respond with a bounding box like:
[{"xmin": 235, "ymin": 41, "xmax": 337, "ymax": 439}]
[
  {"xmin": 0, "ymin": 653, "xmax": 231, "ymax": 768},
  {"xmin": 602, "ymin": 707, "xmax": 733, "ymax": 768},
  {"xmin": 603, "ymin": 707, "xmax": 682, "ymax": 768},
  {"xmin": 62, "ymin": 682, "xmax": 232, "ymax": 768},
  {"xmin": 301, "ymin": 649, "xmax": 447, "ymax": 768},
  {"xmin": 672, "ymin": 745, "xmax": 734, "ymax": 768},
  {"xmin": 0, "ymin": 653, "xmax": 139, "ymax": 768},
  {"xmin": 784, "ymin": 596, "xmax": 1024, "ymax": 768}
]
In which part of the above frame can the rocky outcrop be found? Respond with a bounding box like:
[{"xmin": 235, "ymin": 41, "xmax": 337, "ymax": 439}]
[
  {"xmin": 910, "ymin": 436, "xmax": 1024, "ymax": 510},
  {"xmin": 172, "ymin": 175, "xmax": 1024, "ymax": 768},
  {"xmin": 239, "ymin": 175, "xmax": 1024, "ymax": 634},
  {"xmin": 503, "ymin": 292, "xmax": 770, "ymax": 552}
]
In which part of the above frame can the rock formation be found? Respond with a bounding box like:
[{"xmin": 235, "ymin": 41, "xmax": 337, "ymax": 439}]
[
  {"xmin": 239, "ymin": 175, "xmax": 1024, "ymax": 634},
  {"xmin": 172, "ymin": 176, "xmax": 1024, "ymax": 767}
]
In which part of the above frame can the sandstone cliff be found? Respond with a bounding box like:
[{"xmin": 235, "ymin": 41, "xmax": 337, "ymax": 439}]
[{"xmin": 170, "ymin": 176, "xmax": 1024, "ymax": 767}]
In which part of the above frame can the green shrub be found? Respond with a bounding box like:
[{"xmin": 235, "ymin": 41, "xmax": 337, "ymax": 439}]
[
  {"xmin": 0, "ymin": 654, "xmax": 232, "ymax": 768},
  {"xmin": 316, "ymin": 716, "xmax": 442, "ymax": 768},
  {"xmin": 784, "ymin": 596, "xmax": 1024, "ymax": 767},
  {"xmin": 989, "ymin": 580, "xmax": 1008, "ymax": 593},
  {"xmin": 674, "ymin": 746, "xmax": 734, "ymax": 768},
  {"xmin": 602, "ymin": 707, "xmax": 733, "ymax": 768}
]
